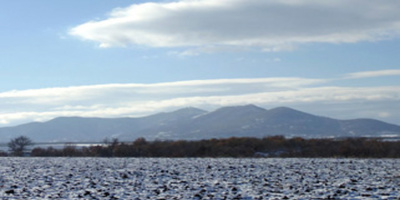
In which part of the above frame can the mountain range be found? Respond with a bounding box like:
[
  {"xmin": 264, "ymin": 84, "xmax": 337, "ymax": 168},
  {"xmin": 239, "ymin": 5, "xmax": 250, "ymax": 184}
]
[{"xmin": 0, "ymin": 105, "xmax": 399, "ymax": 143}]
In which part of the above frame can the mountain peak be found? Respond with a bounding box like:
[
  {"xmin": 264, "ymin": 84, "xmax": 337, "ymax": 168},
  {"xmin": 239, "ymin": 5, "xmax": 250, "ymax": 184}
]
[
  {"xmin": 265, "ymin": 106, "xmax": 322, "ymax": 122},
  {"xmin": 0, "ymin": 104, "xmax": 399, "ymax": 142},
  {"xmin": 174, "ymin": 107, "xmax": 206, "ymax": 112},
  {"xmin": 268, "ymin": 107, "xmax": 310, "ymax": 115},
  {"xmin": 193, "ymin": 104, "xmax": 267, "ymax": 123},
  {"xmin": 269, "ymin": 106, "xmax": 298, "ymax": 112},
  {"xmin": 169, "ymin": 107, "xmax": 207, "ymax": 116},
  {"xmin": 214, "ymin": 104, "xmax": 266, "ymax": 112},
  {"xmin": 242, "ymin": 104, "xmax": 266, "ymax": 110},
  {"xmin": 143, "ymin": 107, "xmax": 207, "ymax": 122}
]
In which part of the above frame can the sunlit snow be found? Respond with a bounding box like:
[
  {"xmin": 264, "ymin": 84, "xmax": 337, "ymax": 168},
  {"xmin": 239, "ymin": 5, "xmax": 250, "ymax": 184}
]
[{"xmin": 0, "ymin": 158, "xmax": 398, "ymax": 199}]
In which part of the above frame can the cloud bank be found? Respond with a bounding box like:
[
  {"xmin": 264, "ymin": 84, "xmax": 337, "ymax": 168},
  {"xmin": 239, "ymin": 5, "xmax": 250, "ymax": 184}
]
[
  {"xmin": 70, "ymin": 0, "xmax": 400, "ymax": 52},
  {"xmin": 344, "ymin": 69, "xmax": 400, "ymax": 79},
  {"xmin": 0, "ymin": 73, "xmax": 399, "ymax": 126}
]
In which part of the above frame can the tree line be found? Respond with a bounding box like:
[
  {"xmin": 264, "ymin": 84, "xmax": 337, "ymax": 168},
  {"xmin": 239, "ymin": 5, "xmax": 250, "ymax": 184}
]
[{"xmin": 12, "ymin": 136, "xmax": 398, "ymax": 158}]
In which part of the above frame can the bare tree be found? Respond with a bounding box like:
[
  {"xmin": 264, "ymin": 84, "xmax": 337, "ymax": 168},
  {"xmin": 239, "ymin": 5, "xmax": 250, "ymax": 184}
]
[
  {"xmin": 102, "ymin": 137, "xmax": 119, "ymax": 157},
  {"xmin": 8, "ymin": 136, "xmax": 33, "ymax": 156}
]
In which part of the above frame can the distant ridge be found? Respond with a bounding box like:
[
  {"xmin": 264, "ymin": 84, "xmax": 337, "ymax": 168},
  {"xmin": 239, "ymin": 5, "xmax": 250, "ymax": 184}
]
[{"xmin": 0, "ymin": 105, "xmax": 399, "ymax": 142}]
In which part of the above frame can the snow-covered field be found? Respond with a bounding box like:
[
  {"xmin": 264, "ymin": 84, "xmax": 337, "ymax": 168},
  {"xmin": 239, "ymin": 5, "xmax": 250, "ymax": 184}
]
[{"xmin": 0, "ymin": 158, "xmax": 399, "ymax": 199}]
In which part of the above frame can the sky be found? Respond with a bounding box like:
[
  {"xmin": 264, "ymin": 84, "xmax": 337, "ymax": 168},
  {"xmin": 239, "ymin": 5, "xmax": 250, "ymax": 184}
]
[{"xmin": 0, "ymin": 0, "xmax": 399, "ymax": 127}]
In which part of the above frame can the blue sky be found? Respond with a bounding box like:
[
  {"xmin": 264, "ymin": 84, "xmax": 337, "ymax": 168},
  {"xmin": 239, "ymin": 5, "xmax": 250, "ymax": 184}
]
[{"xmin": 0, "ymin": 0, "xmax": 399, "ymax": 127}]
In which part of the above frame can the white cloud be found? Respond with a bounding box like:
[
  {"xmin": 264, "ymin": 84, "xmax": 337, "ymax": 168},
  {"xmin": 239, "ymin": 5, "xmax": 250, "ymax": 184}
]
[
  {"xmin": 0, "ymin": 76, "xmax": 399, "ymax": 126},
  {"xmin": 344, "ymin": 69, "xmax": 400, "ymax": 79},
  {"xmin": 70, "ymin": 0, "xmax": 400, "ymax": 53},
  {"xmin": 169, "ymin": 46, "xmax": 249, "ymax": 57},
  {"xmin": 262, "ymin": 45, "xmax": 296, "ymax": 52}
]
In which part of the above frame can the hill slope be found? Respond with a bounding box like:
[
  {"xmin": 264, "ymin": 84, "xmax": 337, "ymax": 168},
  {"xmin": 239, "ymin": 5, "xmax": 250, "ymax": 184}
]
[{"xmin": 0, "ymin": 105, "xmax": 399, "ymax": 142}]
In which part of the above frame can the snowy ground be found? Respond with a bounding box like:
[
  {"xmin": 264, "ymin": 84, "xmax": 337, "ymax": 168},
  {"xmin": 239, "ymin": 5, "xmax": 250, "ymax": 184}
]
[{"xmin": 0, "ymin": 158, "xmax": 399, "ymax": 199}]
